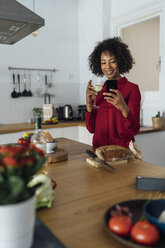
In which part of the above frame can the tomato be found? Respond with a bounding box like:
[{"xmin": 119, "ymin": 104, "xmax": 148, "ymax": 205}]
[
  {"xmin": 131, "ymin": 220, "xmax": 160, "ymax": 246},
  {"xmin": 18, "ymin": 138, "xmax": 30, "ymax": 146},
  {"xmin": 108, "ymin": 215, "xmax": 133, "ymax": 237}
]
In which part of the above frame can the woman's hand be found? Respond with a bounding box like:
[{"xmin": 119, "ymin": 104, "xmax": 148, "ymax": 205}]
[
  {"xmin": 103, "ymin": 89, "xmax": 129, "ymax": 118},
  {"xmin": 86, "ymin": 80, "xmax": 96, "ymax": 112}
]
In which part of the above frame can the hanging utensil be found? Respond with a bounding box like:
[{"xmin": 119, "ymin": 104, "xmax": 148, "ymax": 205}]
[
  {"xmin": 47, "ymin": 72, "xmax": 52, "ymax": 88},
  {"xmin": 44, "ymin": 93, "xmax": 47, "ymax": 104},
  {"xmin": 27, "ymin": 72, "xmax": 33, "ymax": 96},
  {"xmin": 22, "ymin": 73, "xmax": 28, "ymax": 96},
  {"xmin": 17, "ymin": 73, "xmax": 22, "ymax": 97},
  {"xmin": 11, "ymin": 73, "xmax": 18, "ymax": 98},
  {"xmin": 45, "ymin": 74, "xmax": 48, "ymax": 91},
  {"xmin": 37, "ymin": 70, "xmax": 40, "ymax": 82},
  {"xmin": 48, "ymin": 94, "xmax": 51, "ymax": 104},
  {"xmin": 43, "ymin": 74, "xmax": 48, "ymax": 103}
]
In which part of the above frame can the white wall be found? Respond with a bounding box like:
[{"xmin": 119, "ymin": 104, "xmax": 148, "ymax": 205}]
[
  {"xmin": 111, "ymin": 0, "xmax": 156, "ymax": 18},
  {"xmin": 78, "ymin": 0, "xmax": 111, "ymax": 105},
  {"xmin": 78, "ymin": 0, "xmax": 104, "ymax": 104},
  {"xmin": 0, "ymin": 0, "xmax": 79, "ymax": 124}
]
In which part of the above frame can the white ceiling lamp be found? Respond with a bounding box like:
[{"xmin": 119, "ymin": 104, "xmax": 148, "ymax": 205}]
[
  {"xmin": 32, "ymin": 30, "xmax": 38, "ymax": 37},
  {"xmin": 32, "ymin": 0, "xmax": 38, "ymax": 37}
]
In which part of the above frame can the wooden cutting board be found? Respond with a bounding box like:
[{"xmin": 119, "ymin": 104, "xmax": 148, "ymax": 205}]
[
  {"xmin": 86, "ymin": 157, "xmax": 128, "ymax": 168},
  {"xmin": 46, "ymin": 147, "xmax": 68, "ymax": 164}
]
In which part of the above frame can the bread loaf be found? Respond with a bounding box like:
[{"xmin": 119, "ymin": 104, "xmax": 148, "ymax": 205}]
[
  {"xmin": 95, "ymin": 145, "xmax": 134, "ymax": 161},
  {"xmin": 43, "ymin": 131, "xmax": 53, "ymax": 142}
]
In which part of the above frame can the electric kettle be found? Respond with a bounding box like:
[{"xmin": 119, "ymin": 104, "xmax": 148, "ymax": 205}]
[{"xmin": 64, "ymin": 105, "xmax": 73, "ymax": 120}]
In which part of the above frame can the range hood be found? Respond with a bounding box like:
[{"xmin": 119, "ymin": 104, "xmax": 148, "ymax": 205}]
[{"xmin": 0, "ymin": 0, "xmax": 45, "ymax": 45}]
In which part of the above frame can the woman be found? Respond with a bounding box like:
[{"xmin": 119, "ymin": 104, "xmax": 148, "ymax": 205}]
[{"xmin": 85, "ymin": 37, "xmax": 141, "ymax": 149}]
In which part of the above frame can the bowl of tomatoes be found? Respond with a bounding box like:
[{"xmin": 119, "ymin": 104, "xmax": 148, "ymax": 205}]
[
  {"xmin": 104, "ymin": 199, "xmax": 161, "ymax": 247},
  {"xmin": 144, "ymin": 199, "xmax": 165, "ymax": 234}
]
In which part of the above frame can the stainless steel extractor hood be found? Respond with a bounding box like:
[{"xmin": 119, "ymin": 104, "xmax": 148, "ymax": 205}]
[{"xmin": 0, "ymin": 0, "xmax": 45, "ymax": 45}]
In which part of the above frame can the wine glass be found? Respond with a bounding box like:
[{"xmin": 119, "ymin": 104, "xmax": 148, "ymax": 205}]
[{"xmin": 91, "ymin": 75, "xmax": 103, "ymax": 109}]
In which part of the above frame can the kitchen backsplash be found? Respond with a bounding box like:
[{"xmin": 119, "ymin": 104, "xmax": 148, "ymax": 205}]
[
  {"xmin": 0, "ymin": 81, "xmax": 80, "ymax": 124},
  {"xmin": 0, "ymin": 79, "xmax": 164, "ymax": 126}
]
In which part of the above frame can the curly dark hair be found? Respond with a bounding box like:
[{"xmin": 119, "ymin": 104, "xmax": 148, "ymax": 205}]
[{"xmin": 88, "ymin": 37, "xmax": 135, "ymax": 76}]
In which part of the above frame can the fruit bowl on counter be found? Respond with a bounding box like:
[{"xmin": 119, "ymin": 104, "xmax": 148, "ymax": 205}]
[{"xmin": 42, "ymin": 117, "xmax": 58, "ymax": 125}]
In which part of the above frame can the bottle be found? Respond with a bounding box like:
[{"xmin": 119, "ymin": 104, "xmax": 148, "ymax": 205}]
[{"xmin": 31, "ymin": 116, "xmax": 47, "ymax": 152}]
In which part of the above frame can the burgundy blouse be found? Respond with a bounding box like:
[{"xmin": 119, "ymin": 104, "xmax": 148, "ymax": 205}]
[{"xmin": 85, "ymin": 77, "xmax": 141, "ymax": 148}]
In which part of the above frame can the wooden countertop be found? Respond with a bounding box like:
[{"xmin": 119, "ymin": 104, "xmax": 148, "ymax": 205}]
[
  {"xmin": 37, "ymin": 138, "xmax": 165, "ymax": 248},
  {"xmin": 0, "ymin": 121, "xmax": 164, "ymax": 135},
  {"xmin": 0, "ymin": 121, "xmax": 86, "ymax": 134}
]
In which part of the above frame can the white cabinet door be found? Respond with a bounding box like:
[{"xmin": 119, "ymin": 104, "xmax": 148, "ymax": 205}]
[
  {"xmin": 0, "ymin": 126, "xmax": 92, "ymax": 146},
  {"xmin": 78, "ymin": 126, "xmax": 93, "ymax": 145},
  {"xmin": 46, "ymin": 128, "xmax": 63, "ymax": 139},
  {"xmin": 0, "ymin": 132, "xmax": 22, "ymax": 145},
  {"xmin": 63, "ymin": 127, "xmax": 79, "ymax": 141},
  {"xmin": 136, "ymin": 132, "xmax": 165, "ymax": 166},
  {"xmin": 20, "ymin": 128, "xmax": 63, "ymax": 140}
]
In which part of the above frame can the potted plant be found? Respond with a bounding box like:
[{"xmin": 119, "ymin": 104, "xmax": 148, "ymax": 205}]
[
  {"xmin": 0, "ymin": 144, "xmax": 46, "ymax": 248},
  {"xmin": 152, "ymin": 111, "xmax": 164, "ymax": 129},
  {"xmin": 33, "ymin": 107, "xmax": 43, "ymax": 117}
]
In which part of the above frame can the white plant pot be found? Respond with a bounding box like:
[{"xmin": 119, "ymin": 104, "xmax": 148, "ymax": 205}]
[{"xmin": 0, "ymin": 195, "xmax": 36, "ymax": 248}]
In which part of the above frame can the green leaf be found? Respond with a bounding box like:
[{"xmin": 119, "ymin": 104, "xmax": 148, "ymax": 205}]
[
  {"xmin": 156, "ymin": 111, "xmax": 161, "ymax": 117},
  {"xmin": 0, "ymin": 174, "xmax": 4, "ymax": 183},
  {"xmin": 8, "ymin": 176, "xmax": 24, "ymax": 197},
  {"xmin": 0, "ymin": 176, "xmax": 24, "ymax": 205}
]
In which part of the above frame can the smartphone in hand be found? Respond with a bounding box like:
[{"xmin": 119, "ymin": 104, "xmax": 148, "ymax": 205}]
[{"xmin": 106, "ymin": 80, "xmax": 118, "ymax": 94}]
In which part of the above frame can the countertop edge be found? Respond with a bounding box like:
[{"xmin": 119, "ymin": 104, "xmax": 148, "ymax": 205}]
[{"xmin": 0, "ymin": 122, "xmax": 164, "ymax": 135}]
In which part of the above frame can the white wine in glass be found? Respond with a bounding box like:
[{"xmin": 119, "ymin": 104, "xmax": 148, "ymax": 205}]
[
  {"xmin": 91, "ymin": 75, "xmax": 103, "ymax": 109},
  {"xmin": 93, "ymin": 84, "xmax": 103, "ymax": 93}
]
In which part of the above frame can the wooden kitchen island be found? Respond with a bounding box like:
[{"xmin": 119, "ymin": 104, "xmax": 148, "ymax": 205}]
[{"xmin": 37, "ymin": 138, "xmax": 165, "ymax": 248}]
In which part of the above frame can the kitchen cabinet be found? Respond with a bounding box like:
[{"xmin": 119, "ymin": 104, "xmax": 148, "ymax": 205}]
[
  {"xmin": 78, "ymin": 126, "xmax": 93, "ymax": 145},
  {"xmin": 0, "ymin": 126, "xmax": 79, "ymax": 145},
  {"xmin": 63, "ymin": 126, "xmax": 79, "ymax": 141},
  {"xmin": 45, "ymin": 128, "xmax": 63, "ymax": 139},
  {"xmin": 0, "ymin": 128, "xmax": 63, "ymax": 146},
  {"xmin": 136, "ymin": 131, "xmax": 165, "ymax": 166},
  {"xmin": 0, "ymin": 132, "xmax": 22, "ymax": 145},
  {"xmin": 48, "ymin": 126, "xmax": 91, "ymax": 144}
]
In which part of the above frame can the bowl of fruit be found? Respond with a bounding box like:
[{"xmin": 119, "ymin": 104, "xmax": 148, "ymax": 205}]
[
  {"xmin": 42, "ymin": 117, "xmax": 58, "ymax": 125},
  {"xmin": 18, "ymin": 132, "xmax": 34, "ymax": 146}
]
